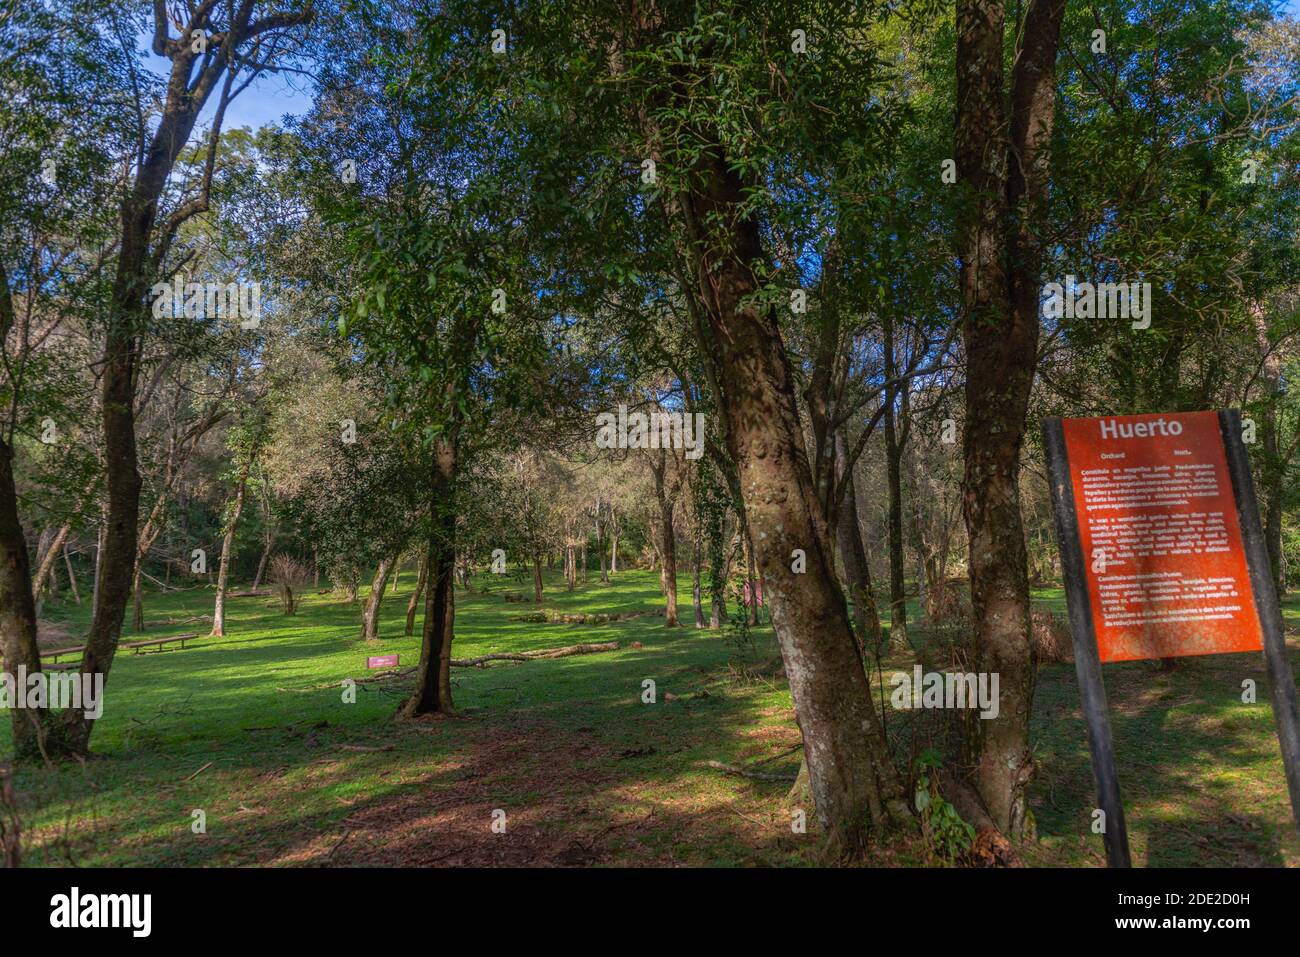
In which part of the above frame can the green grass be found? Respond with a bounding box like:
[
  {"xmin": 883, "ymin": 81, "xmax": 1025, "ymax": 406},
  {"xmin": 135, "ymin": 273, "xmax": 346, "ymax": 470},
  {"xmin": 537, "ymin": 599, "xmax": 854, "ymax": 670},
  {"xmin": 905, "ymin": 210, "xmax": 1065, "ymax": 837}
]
[{"xmin": 3, "ymin": 570, "xmax": 1298, "ymax": 867}]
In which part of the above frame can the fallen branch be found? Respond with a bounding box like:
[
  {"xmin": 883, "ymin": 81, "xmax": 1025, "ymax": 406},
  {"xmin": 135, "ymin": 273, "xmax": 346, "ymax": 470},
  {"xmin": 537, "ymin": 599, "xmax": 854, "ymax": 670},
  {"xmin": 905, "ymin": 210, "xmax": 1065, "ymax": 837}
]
[
  {"xmin": 704, "ymin": 760, "xmax": 797, "ymax": 783},
  {"xmin": 289, "ymin": 641, "xmax": 623, "ymax": 693},
  {"xmin": 145, "ymin": 615, "xmax": 212, "ymax": 627},
  {"xmin": 750, "ymin": 743, "xmax": 804, "ymax": 767},
  {"xmin": 451, "ymin": 641, "xmax": 619, "ymax": 668},
  {"xmin": 140, "ymin": 569, "xmax": 183, "ymax": 591}
]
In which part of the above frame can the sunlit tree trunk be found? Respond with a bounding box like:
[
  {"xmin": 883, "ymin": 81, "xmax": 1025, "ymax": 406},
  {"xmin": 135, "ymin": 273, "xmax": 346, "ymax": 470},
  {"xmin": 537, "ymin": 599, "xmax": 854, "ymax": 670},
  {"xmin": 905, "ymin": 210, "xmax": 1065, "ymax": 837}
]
[{"xmin": 211, "ymin": 461, "xmax": 252, "ymax": 637}]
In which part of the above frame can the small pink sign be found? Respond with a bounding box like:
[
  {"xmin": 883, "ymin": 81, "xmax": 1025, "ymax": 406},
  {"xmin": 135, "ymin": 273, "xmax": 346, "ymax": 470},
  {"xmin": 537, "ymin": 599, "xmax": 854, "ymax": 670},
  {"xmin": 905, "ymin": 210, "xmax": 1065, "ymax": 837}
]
[{"xmin": 367, "ymin": 654, "xmax": 400, "ymax": 669}]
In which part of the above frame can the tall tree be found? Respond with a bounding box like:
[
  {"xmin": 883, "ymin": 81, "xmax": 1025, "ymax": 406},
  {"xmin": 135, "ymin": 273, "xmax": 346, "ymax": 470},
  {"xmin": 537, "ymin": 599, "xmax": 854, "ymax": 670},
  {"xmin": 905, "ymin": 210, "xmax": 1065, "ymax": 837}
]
[
  {"xmin": 953, "ymin": 0, "xmax": 1066, "ymax": 835},
  {"xmin": 65, "ymin": 0, "xmax": 313, "ymax": 754}
]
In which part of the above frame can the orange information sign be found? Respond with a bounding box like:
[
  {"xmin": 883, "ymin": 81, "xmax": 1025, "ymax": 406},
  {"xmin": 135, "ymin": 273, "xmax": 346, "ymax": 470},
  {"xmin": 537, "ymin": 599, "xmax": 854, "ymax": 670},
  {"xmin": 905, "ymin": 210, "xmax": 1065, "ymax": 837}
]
[{"xmin": 1059, "ymin": 411, "xmax": 1264, "ymax": 662}]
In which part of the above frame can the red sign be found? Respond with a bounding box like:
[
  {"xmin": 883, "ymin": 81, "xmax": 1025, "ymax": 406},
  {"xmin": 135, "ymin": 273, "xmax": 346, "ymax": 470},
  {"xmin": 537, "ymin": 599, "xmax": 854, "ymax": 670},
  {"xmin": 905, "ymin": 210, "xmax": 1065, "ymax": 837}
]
[
  {"xmin": 1060, "ymin": 411, "xmax": 1264, "ymax": 662},
  {"xmin": 367, "ymin": 654, "xmax": 400, "ymax": 669}
]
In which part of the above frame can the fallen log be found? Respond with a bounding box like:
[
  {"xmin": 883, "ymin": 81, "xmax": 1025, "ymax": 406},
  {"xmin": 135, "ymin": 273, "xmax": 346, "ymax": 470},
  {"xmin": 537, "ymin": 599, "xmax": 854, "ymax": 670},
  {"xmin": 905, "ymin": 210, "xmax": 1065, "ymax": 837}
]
[
  {"xmin": 703, "ymin": 759, "xmax": 796, "ymax": 783},
  {"xmin": 451, "ymin": 641, "xmax": 619, "ymax": 668},
  {"xmin": 144, "ymin": 615, "xmax": 212, "ymax": 627},
  {"xmin": 317, "ymin": 640, "xmax": 622, "ymax": 691}
]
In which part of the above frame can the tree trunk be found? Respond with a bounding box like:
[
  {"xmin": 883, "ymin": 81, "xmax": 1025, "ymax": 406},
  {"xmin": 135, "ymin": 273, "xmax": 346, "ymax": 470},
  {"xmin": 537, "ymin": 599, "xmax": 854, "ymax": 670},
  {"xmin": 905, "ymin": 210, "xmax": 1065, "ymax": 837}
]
[
  {"xmin": 252, "ymin": 530, "xmax": 274, "ymax": 592},
  {"xmin": 211, "ymin": 463, "xmax": 252, "ymax": 637},
  {"xmin": 666, "ymin": 138, "xmax": 906, "ymax": 854},
  {"xmin": 90, "ymin": 516, "xmax": 105, "ymax": 613},
  {"xmin": 0, "ymin": 438, "xmax": 52, "ymax": 759},
  {"xmin": 692, "ymin": 528, "xmax": 706, "ymax": 628},
  {"xmin": 954, "ymin": 0, "xmax": 1066, "ymax": 836},
  {"xmin": 710, "ymin": 524, "xmax": 738, "ymax": 629},
  {"xmin": 883, "ymin": 315, "xmax": 908, "ymax": 649},
  {"xmin": 401, "ymin": 435, "xmax": 457, "ymax": 717},
  {"xmin": 406, "ymin": 555, "xmax": 428, "ymax": 636},
  {"xmin": 63, "ymin": 543, "xmax": 81, "ymax": 605},
  {"xmin": 596, "ymin": 506, "xmax": 609, "ymax": 583},
  {"xmin": 835, "ymin": 431, "xmax": 883, "ymax": 656},
  {"xmin": 360, "ymin": 554, "xmax": 397, "ymax": 641},
  {"xmin": 32, "ymin": 523, "xmax": 71, "ymax": 615},
  {"xmin": 131, "ymin": 566, "xmax": 145, "ymax": 633},
  {"xmin": 652, "ymin": 457, "xmax": 680, "ymax": 626},
  {"xmin": 1252, "ymin": 305, "xmax": 1289, "ymax": 595}
]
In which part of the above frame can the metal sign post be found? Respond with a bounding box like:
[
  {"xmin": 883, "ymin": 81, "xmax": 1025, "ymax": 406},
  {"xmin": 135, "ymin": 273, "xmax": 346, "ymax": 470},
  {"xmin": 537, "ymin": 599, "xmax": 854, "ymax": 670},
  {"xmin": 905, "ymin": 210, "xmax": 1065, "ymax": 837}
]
[
  {"xmin": 1217, "ymin": 409, "xmax": 1300, "ymax": 830},
  {"xmin": 1044, "ymin": 416, "xmax": 1131, "ymax": 867}
]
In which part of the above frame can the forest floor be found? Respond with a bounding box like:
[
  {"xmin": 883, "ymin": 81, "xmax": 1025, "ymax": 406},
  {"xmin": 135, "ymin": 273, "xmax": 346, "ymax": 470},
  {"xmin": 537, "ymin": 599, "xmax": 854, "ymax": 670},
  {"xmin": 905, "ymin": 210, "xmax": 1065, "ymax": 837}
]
[{"xmin": 4, "ymin": 569, "xmax": 1299, "ymax": 867}]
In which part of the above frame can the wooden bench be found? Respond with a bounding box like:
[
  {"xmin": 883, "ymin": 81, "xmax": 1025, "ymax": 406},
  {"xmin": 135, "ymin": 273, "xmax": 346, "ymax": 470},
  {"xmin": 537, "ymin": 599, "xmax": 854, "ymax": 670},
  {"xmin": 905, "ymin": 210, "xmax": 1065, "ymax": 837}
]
[
  {"xmin": 7, "ymin": 634, "xmax": 201, "ymax": 671},
  {"xmin": 119, "ymin": 633, "xmax": 200, "ymax": 655}
]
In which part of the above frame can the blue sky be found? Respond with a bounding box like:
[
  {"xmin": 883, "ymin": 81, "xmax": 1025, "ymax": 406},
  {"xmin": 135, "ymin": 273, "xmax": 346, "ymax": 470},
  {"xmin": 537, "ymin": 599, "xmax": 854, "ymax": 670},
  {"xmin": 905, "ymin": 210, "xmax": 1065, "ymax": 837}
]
[
  {"xmin": 217, "ymin": 73, "xmax": 315, "ymax": 131},
  {"xmin": 137, "ymin": 32, "xmax": 315, "ymax": 132}
]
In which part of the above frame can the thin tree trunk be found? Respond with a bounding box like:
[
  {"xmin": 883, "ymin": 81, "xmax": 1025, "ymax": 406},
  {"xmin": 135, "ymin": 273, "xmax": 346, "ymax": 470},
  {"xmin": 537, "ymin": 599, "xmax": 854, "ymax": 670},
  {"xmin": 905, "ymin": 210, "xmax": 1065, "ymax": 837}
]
[
  {"xmin": 596, "ymin": 506, "xmax": 609, "ymax": 583},
  {"xmin": 401, "ymin": 435, "xmax": 457, "ymax": 717},
  {"xmin": 251, "ymin": 530, "xmax": 274, "ymax": 592},
  {"xmin": 406, "ymin": 554, "xmax": 428, "ymax": 636},
  {"xmin": 360, "ymin": 554, "xmax": 397, "ymax": 641},
  {"xmin": 131, "ymin": 565, "xmax": 145, "ymax": 633},
  {"xmin": 89, "ymin": 512, "xmax": 105, "ymax": 613},
  {"xmin": 835, "ymin": 431, "xmax": 883, "ymax": 656},
  {"xmin": 710, "ymin": 524, "xmax": 738, "ymax": 629},
  {"xmin": 692, "ymin": 528, "xmax": 706, "ymax": 628},
  {"xmin": 32, "ymin": 522, "xmax": 72, "ymax": 619},
  {"xmin": 63, "ymin": 543, "xmax": 81, "ymax": 605},
  {"xmin": 651, "ymin": 452, "xmax": 680, "ymax": 626},
  {"xmin": 610, "ymin": 519, "xmax": 619, "ymax": 573},
  {"xmin": 32, "ymin": 523, "xmax": 69, "ymax": 601},
  {"xmin": 883, "ymin": 314, "xmax": 908, "ymax": 649},
  {"xmin": 211, "ymin": 462, "xmax": 252, "ymax": 637},
  {"xmin": 1253, "ymin": 305, "xmax": 1289, "ymax": 595},
  {"xmin": 532, "ymin": 555, "xmax": 544, "ymax": 603}
]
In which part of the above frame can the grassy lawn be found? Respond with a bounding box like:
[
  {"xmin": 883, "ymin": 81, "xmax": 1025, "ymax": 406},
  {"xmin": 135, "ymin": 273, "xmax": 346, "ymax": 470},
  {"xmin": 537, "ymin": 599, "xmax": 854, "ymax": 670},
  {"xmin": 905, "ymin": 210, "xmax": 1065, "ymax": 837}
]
[{"xmin": 3, "ymin": 570, "xmax": 1298, "ymax": 867}]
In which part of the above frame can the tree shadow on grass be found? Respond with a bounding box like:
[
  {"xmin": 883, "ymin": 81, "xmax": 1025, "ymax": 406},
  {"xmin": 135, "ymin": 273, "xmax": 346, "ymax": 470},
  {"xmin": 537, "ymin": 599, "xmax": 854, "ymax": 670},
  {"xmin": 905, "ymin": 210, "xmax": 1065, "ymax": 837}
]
[
  {"xmin": 1028, "ymin": 647, "xmax": 1299, "ymax": 866},
  {"xmin": 13, "ymin": 594, "xmax": 844, "ymax": 867}
]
